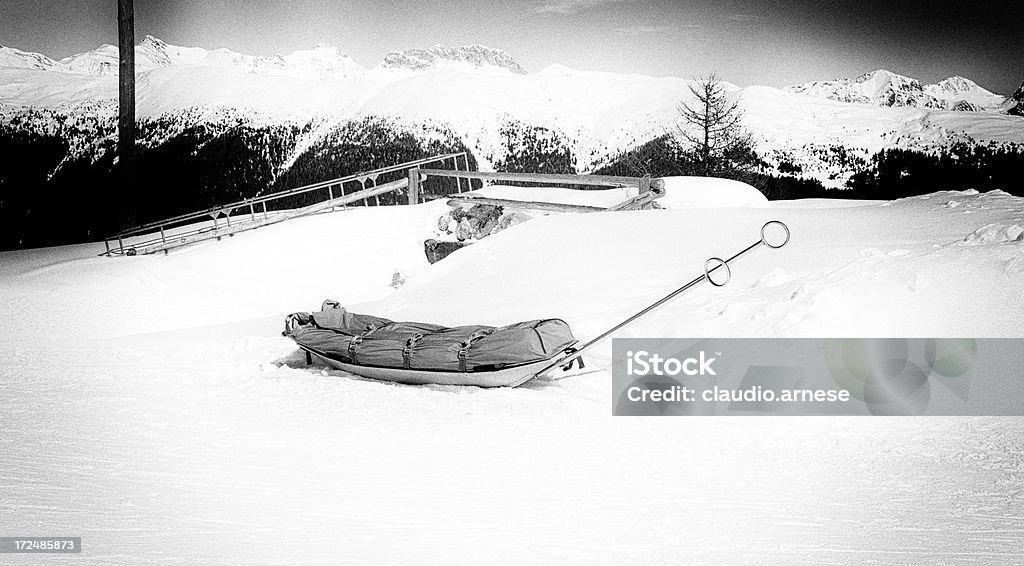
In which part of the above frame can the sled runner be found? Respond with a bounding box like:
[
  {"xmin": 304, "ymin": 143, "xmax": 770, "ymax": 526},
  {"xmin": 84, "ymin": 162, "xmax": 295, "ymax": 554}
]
[{"xmin": 300, "ymin": 352, "xmax": 574, "ymax": 388}]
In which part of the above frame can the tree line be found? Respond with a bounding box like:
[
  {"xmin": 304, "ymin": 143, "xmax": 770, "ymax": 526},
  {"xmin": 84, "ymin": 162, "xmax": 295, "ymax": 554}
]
[{"xmin": 595, "ymin": 75, "xmax": 1024, "ymax": 200}]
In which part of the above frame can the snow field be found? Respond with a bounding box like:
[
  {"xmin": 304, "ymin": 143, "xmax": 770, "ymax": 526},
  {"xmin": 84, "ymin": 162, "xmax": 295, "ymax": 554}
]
[{"xmin": 2, "ymin": 188, "xmax": 1024, "ymax": 563}]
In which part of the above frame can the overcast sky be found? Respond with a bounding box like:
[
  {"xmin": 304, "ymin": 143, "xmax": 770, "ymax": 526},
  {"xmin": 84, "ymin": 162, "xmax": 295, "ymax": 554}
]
[{"xmin": 1, "ymin": 0, "xmax": 1021, "ymax": 93}]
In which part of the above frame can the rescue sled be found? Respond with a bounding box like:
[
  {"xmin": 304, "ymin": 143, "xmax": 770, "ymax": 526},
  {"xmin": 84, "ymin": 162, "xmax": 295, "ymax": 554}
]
[{"xmin": 283, "ymin": 300, "xmax": 580, "ymax": 388}]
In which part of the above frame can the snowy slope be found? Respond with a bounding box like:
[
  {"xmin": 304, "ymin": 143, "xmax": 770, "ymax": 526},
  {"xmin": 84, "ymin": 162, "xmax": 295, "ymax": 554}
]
[
  {"xmin": 2, "ymin": 190, "xmax": 1024, "ymax": 563},
  {"xmin": 658, "ymin": 177, "xmax": 770, "ymax": 208},
  {"xmin": 469, "ymin": 184, "xmax": 637, "ymax": 208},
  {"xmin": 458, "ymin": 179, "xmax": 770, "ymax": 210}
]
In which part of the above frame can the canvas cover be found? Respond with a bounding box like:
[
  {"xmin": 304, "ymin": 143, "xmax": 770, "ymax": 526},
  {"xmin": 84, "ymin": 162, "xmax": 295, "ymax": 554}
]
[{"xmin": 284, "ymin": 300, "xmax": 576, "ymax": 373}]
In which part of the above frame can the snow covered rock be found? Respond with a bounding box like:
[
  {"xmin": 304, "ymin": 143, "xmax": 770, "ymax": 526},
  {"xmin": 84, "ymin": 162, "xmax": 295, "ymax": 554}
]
[
  {"xmin": 375, "ymin": 44, "xmax": 526, "ymax": 75},
  {"xmin": 950, "ymin": 100, "xmax": 982, "ymax": 112},
  {"xmin": 657, "ymin": 177, "xmax": 770, "ymax": 209},
  {"xmin": 438, "ymin": 204, "xmax": 506, "ymax": 242},
  {"xmin": 1007, "ymin": 81, "xmax": 1024, "ymax": 116},
  {"xmin": 961, "ymin": 223, "xmax": 1024, "ymax": 245},
  {"xmin": 424, "ymin": 239, "xmax": 470, "ymax": 263}
]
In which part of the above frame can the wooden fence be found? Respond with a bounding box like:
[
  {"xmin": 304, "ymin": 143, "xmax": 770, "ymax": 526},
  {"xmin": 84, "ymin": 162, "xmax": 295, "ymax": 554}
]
[{"xmin": 104, "ymin": 156, "xmax": 665, "ymax": 256}]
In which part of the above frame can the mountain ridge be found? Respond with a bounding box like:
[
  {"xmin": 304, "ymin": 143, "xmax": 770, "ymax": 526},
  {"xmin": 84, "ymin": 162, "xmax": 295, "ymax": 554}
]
[
  {"xmin": 785, "ymin": 69, "xmax": 1005, "ymax": 111},
  {"xmin": 0, "ymin": 36, "xmax": 527, "ymax": 80},
  {"xmin": 2, "ymin": 37, "xmax": 1015, "ymax": 108}
]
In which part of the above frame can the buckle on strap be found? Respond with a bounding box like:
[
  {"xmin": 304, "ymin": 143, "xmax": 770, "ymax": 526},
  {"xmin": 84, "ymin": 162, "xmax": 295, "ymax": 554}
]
[
  {"xmin": 458, "ymin": 329, "xmax": 494, "ymax": 372},
  {"xmin": 403, "ymin": 334, "xmax": 424, "ymax": 369},
  {"xmin": 347, "ymin": 335, "xmax": 363, "ymax": 363}
]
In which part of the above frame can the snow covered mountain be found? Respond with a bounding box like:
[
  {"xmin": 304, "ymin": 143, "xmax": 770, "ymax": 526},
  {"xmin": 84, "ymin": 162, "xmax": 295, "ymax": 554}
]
[
  {"xmin": 375, "ymin": 44, "xmax": 527, "ymax": 75},
  {"xmin": 1, "ymin": 36, "xmax": 1022, "ymax": 228},
  {"xmin": 785, "ymin": 70, "xmax": 1005, "ymax": 111},
  {"xmin": 4, "ymin": 54, "xmax": 1019, "ymax": 177},
  {"xmin": 924, "ymin": 76, "xmax": 1004, "ymax": 109},
  {"xmin": 0, "ymin": 37, "xmax": 527, "ymax": 80},
  {"xmin": 0, "ymin": 44, "xmax": 60, "ymax": 71},
  {"xmin": 56, "ymin": 35, "xmax": 367, "ymax": 80}
]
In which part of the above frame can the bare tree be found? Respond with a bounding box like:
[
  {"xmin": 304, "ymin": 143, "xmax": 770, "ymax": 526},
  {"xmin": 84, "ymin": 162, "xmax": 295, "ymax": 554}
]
[{"xmin": 669, "ymin": 74, "xmax": 756, "ymax": 176}]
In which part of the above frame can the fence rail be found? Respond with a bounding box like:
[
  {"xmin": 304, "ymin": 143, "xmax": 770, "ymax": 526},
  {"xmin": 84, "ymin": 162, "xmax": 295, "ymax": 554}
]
[
  {"xmin": 416, "ymin": 169, "xmax": 664, "ymax": 190},
  {"xmin": 103, "ymin": 154, "xmax": 664, "ymax": 256},
  {"xmin": 414, "ymin": 168, "xmax": 664, "ymax": 212},
  {"xmin": 104, "ymin": 152, "xmax": 469, "ymax": 255}
]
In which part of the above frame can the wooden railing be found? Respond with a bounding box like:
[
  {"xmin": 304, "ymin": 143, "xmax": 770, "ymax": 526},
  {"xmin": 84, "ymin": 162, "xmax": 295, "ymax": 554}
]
[
  {"xmin": 411, "ymin": 168, "xmax": 664, "ymax": 212},
  {"xmin": 104, "ymin": 152, "xmax": 470, "ymax": 255},
  {"xmin": 104, "ymin": 157, "xmax": 664, "ymax": 256}
]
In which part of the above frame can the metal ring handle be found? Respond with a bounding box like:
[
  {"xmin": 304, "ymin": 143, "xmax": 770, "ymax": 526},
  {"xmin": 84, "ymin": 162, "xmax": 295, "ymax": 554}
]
[
  {"xmin": 761, "ymin": 220, "xmax": 791, "ymax": 249},
  {"xmin": 704, "ymin": 257, "xmax": 731, "ymax": 287}
]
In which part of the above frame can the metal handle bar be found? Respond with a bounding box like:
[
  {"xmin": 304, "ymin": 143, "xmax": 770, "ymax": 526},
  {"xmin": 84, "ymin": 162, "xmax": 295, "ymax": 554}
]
[{"xmin": 533, "ymin": 220, "xmax": 790, "ymax": 380}]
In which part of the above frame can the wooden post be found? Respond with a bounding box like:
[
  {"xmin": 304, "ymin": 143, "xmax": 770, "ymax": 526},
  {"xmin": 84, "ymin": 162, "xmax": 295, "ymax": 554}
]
[
  {"xmin": 638, "ymin": 176, "xmax": 651, "ymax": 210},
  {"xmin": 462, "ymin": 154, "xmax": 471, "ymax": 191},
  {"xmin": 638, "ymin": 175, "xmax": 651, "ymax": 195},
  {"xmin": 407, "ymin": 168, "xmax": 420, "ymax": 205},
  {"xmin": 117, "ymin": 0, "xmax": 136, "ymax": 229},
  {"xmin": 458, "ymin": 155, "xmax": 467, "ymax": 193},
  {"xmin": 363, "ymin": 177, "xmax": 374, "ymax": 206}
]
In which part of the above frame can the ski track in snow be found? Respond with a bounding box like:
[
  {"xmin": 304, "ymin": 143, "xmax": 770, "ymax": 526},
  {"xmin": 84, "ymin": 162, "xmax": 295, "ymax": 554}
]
[{"xmin": 2, "ymin": 188, "xmax": 1024, "ymax": 564}]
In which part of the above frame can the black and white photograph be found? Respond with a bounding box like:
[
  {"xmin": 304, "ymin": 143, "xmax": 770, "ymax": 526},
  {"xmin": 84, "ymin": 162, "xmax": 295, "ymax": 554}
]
[{"xmin": 1, "ymin": 0, "xmax": 1023, "ymax": 563}]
